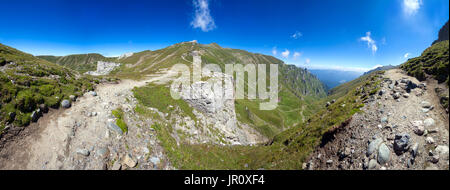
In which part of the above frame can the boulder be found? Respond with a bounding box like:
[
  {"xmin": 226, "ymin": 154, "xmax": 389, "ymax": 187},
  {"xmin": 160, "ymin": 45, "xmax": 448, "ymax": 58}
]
[
  {"xmin": 377, "ymin": 143, "xmax": 391, "ymax": 165},
  {"xmin": 435, "ymin": 145, "xmax": 449, "ymax": 161},
  {"xmin": 367, "ymin": 138, "xmax": 383, "ymax": 156},
  {"xmin": 393, "ymin": 133, "xmax": 410, "ymax": 154},
  {"xmin": 61, "ymin": 100, "xmax": 71, "ymax": 108},
  {"xmin": 368, "ymin": 159, "xmax": 378, "ymax": 170},
  {"xmin": 411, "ymin": 121, "xmax": 425, "ymax": 136}
]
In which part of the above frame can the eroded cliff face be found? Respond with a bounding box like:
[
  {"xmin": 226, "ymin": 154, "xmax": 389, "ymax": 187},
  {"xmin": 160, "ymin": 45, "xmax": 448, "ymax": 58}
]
[{"xmin": 170, "ymin": 65, "xmax": 266, "ymax": 145}]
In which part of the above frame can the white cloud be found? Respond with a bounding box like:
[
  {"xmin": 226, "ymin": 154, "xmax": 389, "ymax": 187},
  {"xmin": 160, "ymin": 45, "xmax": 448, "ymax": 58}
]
[
  {"xmin": 281, "ymin": 49, "xmax": 290, "ymax": 58},
  {"xmin": 369, "ymin": 64, "xmax": 384, "ymax": 70},
  {"xmin": 272, "ymin": 47, "xmax": 277, "ymax": 56},
  {"xmin": 293, "ymin": 52, "xmax": 302, "ymax": 60},
  {"xmin": 191, "ymin": 0, "xmax": 216, "ymax": 32},
  {"xmin": 291, "ymin": 31, "xmax": 303, "ymax": 39},
  {"xmin": 305, "ymin": 58, "xmax": 311, "ymax": 64},
  {"xmin": 360, "ymin": 31, "xmax": 377, "ymax": 54},
  {"xmin": 404, "ymin": 53, "xmax": 410, "ymax": 58},
  {"xmin": 403, "ymin": 0, "xmax": 421, "ymax": 16}
]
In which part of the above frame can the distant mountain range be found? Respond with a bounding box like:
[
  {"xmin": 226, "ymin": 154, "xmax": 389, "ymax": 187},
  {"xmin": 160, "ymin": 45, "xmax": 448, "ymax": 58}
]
[
  {"xmin": 363, "ymin": 65, "xmax": 397, "ymax": 75},
  {"xmin": 309, "ymin": 69, "xmax": 363, "ymax": 90}
]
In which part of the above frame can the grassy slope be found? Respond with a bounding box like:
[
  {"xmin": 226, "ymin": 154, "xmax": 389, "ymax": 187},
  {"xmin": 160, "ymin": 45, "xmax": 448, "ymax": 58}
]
[
  {"xmin": 38, "ymin": 53, "xmax": 118, "ymax": 73},
  {"xmin": 0, "ymin": 43, "xmax": 96, "ymax": 133},
  {"xmin": 400, "ymin": 40, "xmax": 449, "ymax": 85}
]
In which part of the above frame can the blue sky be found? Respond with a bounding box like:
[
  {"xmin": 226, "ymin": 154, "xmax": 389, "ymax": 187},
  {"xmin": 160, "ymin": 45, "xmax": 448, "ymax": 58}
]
[{"xmin": 0, "ymin": 0, "xmax": 448, "ymax": 72}]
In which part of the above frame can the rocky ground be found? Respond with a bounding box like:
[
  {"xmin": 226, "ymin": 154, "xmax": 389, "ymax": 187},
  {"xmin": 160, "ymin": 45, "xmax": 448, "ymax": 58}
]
[
  {"xmin": 305, "ymin": 69, "xmax": 449, "ymax": 170},
  {"xmin": 0, "ymin": 73, "xmax": 178, "ymax": 170}
]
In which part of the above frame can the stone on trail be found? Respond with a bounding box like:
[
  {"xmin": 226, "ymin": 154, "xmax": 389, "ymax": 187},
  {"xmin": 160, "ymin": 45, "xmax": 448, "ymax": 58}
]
[
  {"xmin": 426, "ymin": 137, "xmax": 435, "ymax": 144},
  {"xmin": 122, "ymin": 154, "xmax": 137, "ymax": 168},
  {"xmin": 393, "ymin": 133, "xmax": 410, "ymax": 154},
  {"xmin": 377, "ymin": 143, "xmax": 391, "ymax": 165},
  {"xmin": 411, "ymin": 121, "xmax": 425, "ymax": 136},
  {"xmin": 421, "ymin": 101, "xmax": 432, "ymax": 108},
  {"xmin": 107, "ymin": 122, "xmax": 123, "ymax": 135},
  {"xmin": 89, "ymin": 91, "xmax": 97, "ymax": 96},
  {"xmin": 435, "ymin": 145, "xmax": 449, "ymax": 161},
  {"xmin": 76, "ymin": 148, "xmax": 90, "ymax": 156},
  {"xmin": 424, "ymin": 118, "xmax": 435, "ymax": 128},
  {"xmin": 368, "ymin": 159, "xmax": 378, "ymax": 170},
  {"xmin": 61, "ymin": 99, "xmax": 71, "ymax": 108},
  {"xmin": 367, "ymin": 138, "xmax": 383, "ymax": 156}
]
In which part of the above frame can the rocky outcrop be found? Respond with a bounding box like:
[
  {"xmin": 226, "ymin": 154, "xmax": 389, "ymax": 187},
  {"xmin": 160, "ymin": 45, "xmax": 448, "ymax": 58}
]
[
  {"xmin": 85, "ymin": 61, "xmax": 120, "ymax": 76},
  {"xmin": 432, "ymin": 21, "xmax": 449, "ymax": 45},
  {"xmin": 171, "ymin": 70, "xmax": 264, "ymax": 145}
]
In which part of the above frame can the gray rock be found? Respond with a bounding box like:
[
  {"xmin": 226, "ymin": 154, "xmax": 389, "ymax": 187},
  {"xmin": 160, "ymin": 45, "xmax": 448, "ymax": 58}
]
[
  {"xmin": 381, "ymin": 117, "xmax": 388, "ymax": 123},
  {"xmin": 39, "ymin": 104, "xmax": 48, "ymax": 113},
  {"xmin": 30, "ymin": 110, "xmax": 40, "ymax": 122},
  {"xmin": 122, "ymin": 154, "xmax": 137, "ymax": 168},
  {"xmin": 388, "ymin": 84, "xmax": 395, "ymax": 89},
  {"xmin": 426, "ymin": 137, "xmax": 435, "ymax": 144},
  {"xmin": 107, "ymin": 122, "xmax": 123, "ymax": 135},
  {"xmin": 435, "ymin": 145, "xmax": 449, "ymax": 161},
  {"xmin": 392, "ymin": 92, "xmax": 401, "ymax": 99},
  {"xmin": 424, "ymin": 118, "xmax": 435, "ymax": 128},
  {"xmin": 96, "ymin": 148, "xmax": 108, "ymax": 158},
  {"xmin": 61, "ymin": 99, "xmax": 71, "ymax": 108},
  {"xmin": 326, "ymin": 102, "xmax": 331, "ymax": 107},
  {"xmin": 111, "ymin": 162, "xmax": 121, "ymax": 170},
  {"xmin": 421, "ymin": 101, "xmax": 432, "ymax": 108},
  {"xmin": 89, "ymin": 91, "xmax": 97, "ymax": 96},
  {"xmin": 377, "ymin": 143, "xmax": 391, "ymax": 165},
  {"xmin": 150, "ymin": 157, "xmax": 160, "ymax": 165},
  {"xmin": 69, "ymin": 95, "xmax": 77, "ymax": 101},
  {"xmin": 76, "ymin": 149, "xmax": 90, "ymax": 156},
  {"xmin": 429, "ymin": 155, "xmax": 439, "ymax": 163},
  {"xmin": 393, "ymin": 133, "xmax": 410, "ymax": 154},
  {"xmin": 326, "ymin": 160, "xmax": 333, "ymax": 164},
  {"xmin": 368, "ymin": 159, "xmax": 378, "ymax": 170},
  {"xmin": 403, "ymin": 93, "xmax": 410, "ymax": 98},
  {"xmin": 411, "ymin": 121, "xmax": 425, "ymax": 136},
  {"xmin": 411, "ymin": 143, "xmax": 419, "ymax": 158},
  {"xmin": 368, "ymin": 138, "xmax": 383, "ymax": 156}
]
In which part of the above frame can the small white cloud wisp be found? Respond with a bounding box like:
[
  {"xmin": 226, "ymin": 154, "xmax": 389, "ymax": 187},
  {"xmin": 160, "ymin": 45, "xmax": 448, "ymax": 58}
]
[
  {"xmin": 360, "ymin": 31, "xmax": 377, "ymax": 54},
  {"xmin": 291, "ymin": 31, "xmax": 303, "ymax": 39},
  {"xmin": 281, "ymin": 49, "xmax": 290, "ymax": 58},
  {"xmin": 404, "ymin": 53, "xmax": 410, "ymax": 58},
  {"xmin": 272, "ymin": 47, "xmax": 277, "ymax": 56},
  {"xmin": 403, "ymin": 0, "xmax": 421, "ymax": 16},
  {"xmin": 191, "ymin": 0, "xmax": 216, "ymax": 32},
  {"xmin": 293, "ymin": 52, "xmax": 302, "ymax": 60}
]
